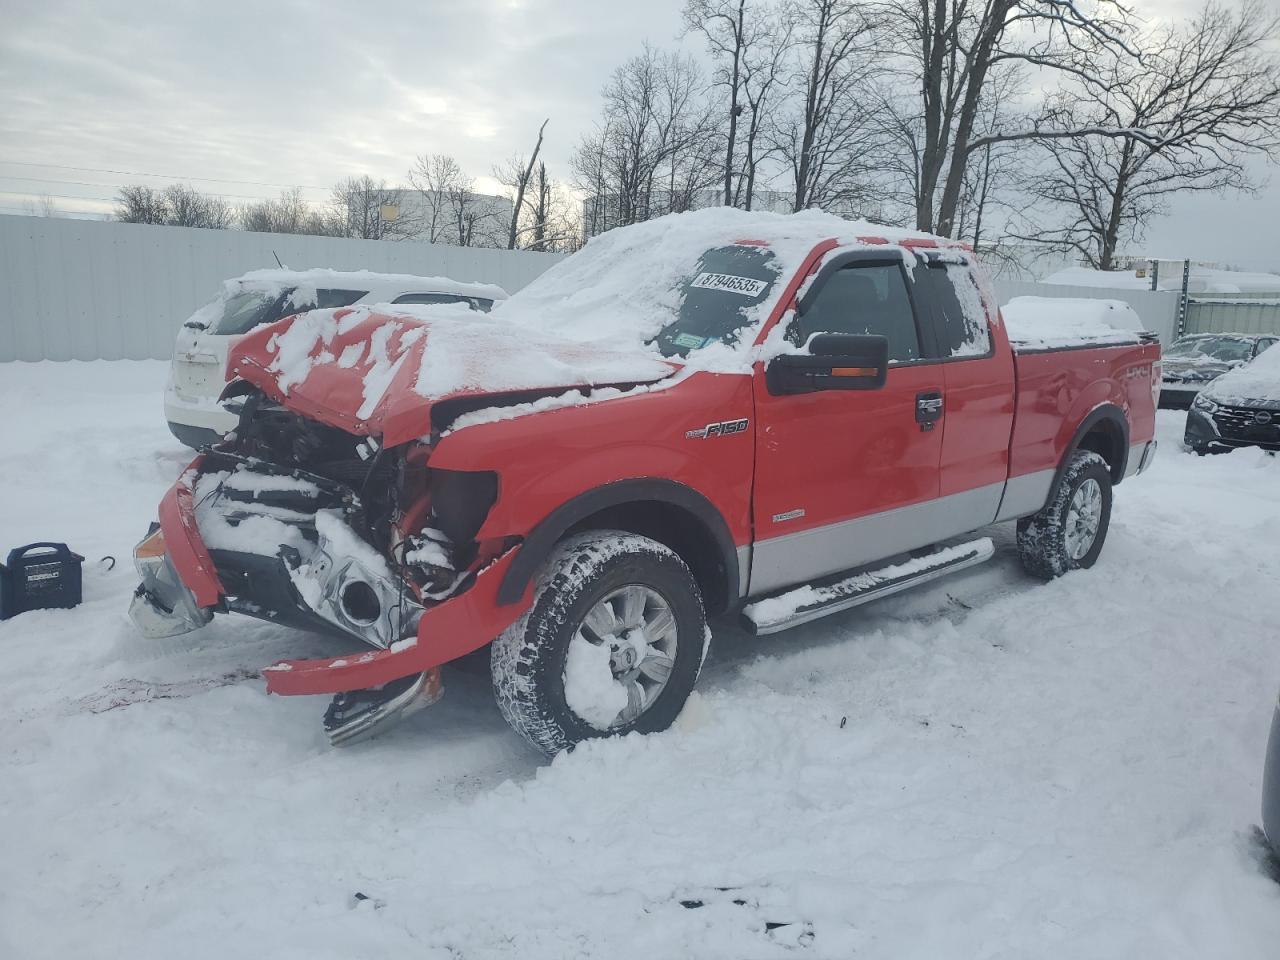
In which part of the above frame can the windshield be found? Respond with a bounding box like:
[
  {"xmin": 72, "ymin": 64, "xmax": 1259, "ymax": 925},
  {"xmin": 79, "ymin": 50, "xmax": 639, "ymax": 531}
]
[
  {"xmin": 210, "ymin": 290, "xmax": 285, "ymax": 335},
  {"xmin": 1166, "ymin": 336, "xmax": 1254, "ymax": 363},
  {"xmin": 651, "ymin": 245, "xmax": 780, "ymax": 357}
]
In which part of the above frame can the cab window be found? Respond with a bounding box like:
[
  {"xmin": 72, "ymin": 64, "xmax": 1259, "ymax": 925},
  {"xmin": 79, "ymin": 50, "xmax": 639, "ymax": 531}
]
[
  {"xmin": 792, "ymin": 263, "xmax": 920, "ymax": 362},
  {"xmin": 316, "ymin": 288, "xmax": 366, "ymax": 309},
  {"xmin": 392, "ymin": 292, "xmax": 493, "ymax": 312},
  {"xmin": 913, "ymin": 263, "xmax": 992, "ymax": 358}
]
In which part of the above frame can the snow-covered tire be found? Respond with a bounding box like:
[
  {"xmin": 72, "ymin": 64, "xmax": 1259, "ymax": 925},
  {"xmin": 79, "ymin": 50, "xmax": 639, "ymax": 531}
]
[
  {"xmin": 491, "ymin": 530, "xmax": 707, "ymax": 757},
  {"xmin": 1016, "ymin": 450, "xmax": 1113, "ymax": 581}
]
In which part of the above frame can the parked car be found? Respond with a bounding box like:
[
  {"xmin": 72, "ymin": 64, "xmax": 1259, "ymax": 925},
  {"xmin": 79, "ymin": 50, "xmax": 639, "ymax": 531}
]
[
  {"xmin": 1264, "ymin": 687, "xmax": 1280, "ymax": 860},
  {"xmin": 1158, "ymin": 333, "xmax": 1276, "ymax": 409},
  {"xmin": 1184, "ymin": 337, "xmax": 1280, "ymax": 454},
  {"xmin": 129, "ymin": 211, "xmax": 1159, "ymax": 753},
  {"xmin": 165, "ymin": 269, "xmax": 508, "ymax": 447}
]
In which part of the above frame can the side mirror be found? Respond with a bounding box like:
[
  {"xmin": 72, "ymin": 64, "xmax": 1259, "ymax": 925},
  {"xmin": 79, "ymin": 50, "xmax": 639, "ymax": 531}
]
[{"xmin": 766, "ymin": 333, "xmax": 889, "ymax": 395}]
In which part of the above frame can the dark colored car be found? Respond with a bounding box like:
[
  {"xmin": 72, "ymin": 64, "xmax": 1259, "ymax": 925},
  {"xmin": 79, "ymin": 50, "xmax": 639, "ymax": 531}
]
[
  {"xmin": 1159, "ymin": 333, "xmax": 1277, "ymax": 409},
  {"xmin": 1184, "ymin": 339, "xmax": 1280, "ymax": 454},
  {"xmin": 1264, "ymin": 690, "xmax": 1280, "ymax": 859}
]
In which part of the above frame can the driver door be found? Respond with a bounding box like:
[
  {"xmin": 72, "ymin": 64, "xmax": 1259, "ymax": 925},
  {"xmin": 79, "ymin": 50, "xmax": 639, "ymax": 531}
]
[{"xmin": 749, "ymin": 256, "xmax": 944, "ymax": 595}]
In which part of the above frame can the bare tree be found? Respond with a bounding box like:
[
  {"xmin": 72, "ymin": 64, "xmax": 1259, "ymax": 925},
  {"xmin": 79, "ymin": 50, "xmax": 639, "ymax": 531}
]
[
  {"xmin": 162, "ymin": 184, "xmax": 233, "ymax": 229},
  {"xmin": 19, "ymin": 195, "xmax": 60, "ymax": 217},
  {"xmin": 880, "ymin": 0, "xmax": 1140, "ymax": 237},
  {"xmin": 685, "ymin": 0, "xmax": 749, "ymax": 206},
  {"xmin": 1022, "ymin": 1, "xmax": 1280, "ymax": 270},
  {"xmin": 405, "ymin": 153, "xmax": 467, "ymax": 243},
  {"xmin": 114, "ymin": 184, "xmax": 231, "ymax": 228},
  {"xmin": 114, "ymin": 185, "xmax": 170, "ymax": 224},
  {"xmin": 498, "ymin": 119, "xmax": 549, "ymax": 249},
  {"xmin": 442, "ymin": 182, "xmax": 505, "ymax": 248},
  {"xmin": 774, "ymin": 0, "xmax": 882, "ymax": 212},
  {"xmin": 684, "ymin": 0, "xmax": 793, "ymax": 209},
  {"xmin": 571, "ymin": 45, "xmax": 723, "ymax": 237},
  {"xmin": 736, "ymin": 7, "xmax": 793, "ymax": 208},
  {"xmin": 528, "ymin": 162, "xmax": 583, "ymax": 252},
  {"xmin": 238, "ymin": 189, "xmax": 340, "ymax": 236}
]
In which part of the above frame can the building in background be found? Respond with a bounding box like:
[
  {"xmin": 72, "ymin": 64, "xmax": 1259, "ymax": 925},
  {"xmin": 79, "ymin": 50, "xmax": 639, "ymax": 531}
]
[{"xmin": 362, "ymin": 189, "xmax": 513, "ymax": 247}]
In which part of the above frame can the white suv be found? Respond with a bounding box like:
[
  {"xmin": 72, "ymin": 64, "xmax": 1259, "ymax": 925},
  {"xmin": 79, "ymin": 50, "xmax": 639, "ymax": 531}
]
[{"xmin": 165, "ymin": 269, "xmax": 508, "ymax": 447}]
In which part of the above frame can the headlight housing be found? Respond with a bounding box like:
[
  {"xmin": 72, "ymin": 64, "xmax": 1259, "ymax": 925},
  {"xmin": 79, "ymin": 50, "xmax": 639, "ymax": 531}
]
[{"xmin": 1193, "ymin": 392, "xmax": 1220, "ymax": 413}]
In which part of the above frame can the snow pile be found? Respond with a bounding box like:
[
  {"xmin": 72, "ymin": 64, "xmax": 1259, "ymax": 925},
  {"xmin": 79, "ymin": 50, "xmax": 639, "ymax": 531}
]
[
  {"xmin": 1204, "ymin": 342, "xmax": 1280, "ymax": 404},
  {"xmin": 4, "ymin": 361, "xmax": 1280, "ymax": 958},
  {"xmin": 1002, "ymin": 296, "xmax": 1146, "ymax": 349}
]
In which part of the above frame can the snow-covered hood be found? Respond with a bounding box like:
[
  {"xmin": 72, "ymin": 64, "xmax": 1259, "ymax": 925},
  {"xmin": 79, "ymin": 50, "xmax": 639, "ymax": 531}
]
[
  {"xmin": 1202, "ymin": 348, "xmax": 1280, "ymax": 406},
  {"xmin": 227, "ymin": 304, "xmax": 678, "ymax": 445}
]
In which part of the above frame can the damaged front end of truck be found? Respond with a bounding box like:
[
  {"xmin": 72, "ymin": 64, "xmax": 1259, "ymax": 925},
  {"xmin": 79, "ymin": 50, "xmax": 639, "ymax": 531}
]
[{"xmin": 128, "ymin": 306, "xmax": 673, "ymax": 744}]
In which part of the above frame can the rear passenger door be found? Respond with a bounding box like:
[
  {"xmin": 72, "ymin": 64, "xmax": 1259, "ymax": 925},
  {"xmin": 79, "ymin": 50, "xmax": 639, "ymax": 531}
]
[{"xmin": 910, "ymin": 255, "xmax": 1015, "ymax": 520}]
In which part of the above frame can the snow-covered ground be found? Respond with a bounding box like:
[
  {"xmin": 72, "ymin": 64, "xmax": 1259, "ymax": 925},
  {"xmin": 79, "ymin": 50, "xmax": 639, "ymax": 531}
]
[{"xmin": 3, "ymin": 360, "xmax": 1279, "ymax": 959}]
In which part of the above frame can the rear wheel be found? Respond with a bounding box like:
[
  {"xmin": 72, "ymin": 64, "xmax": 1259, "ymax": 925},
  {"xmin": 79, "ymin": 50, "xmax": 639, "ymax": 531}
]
[
  {"xmin": 1017, "ymin": 451, "xmax": 1113, "ymax": 580},
  {"xmin": 491, "ymin": 530, "xmax": 708, "ymax": 756}
]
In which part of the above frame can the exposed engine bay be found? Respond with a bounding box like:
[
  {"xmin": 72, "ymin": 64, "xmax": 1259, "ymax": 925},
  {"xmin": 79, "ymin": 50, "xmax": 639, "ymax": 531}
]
[{"xmin": 131, "ymin": 387, "xmax": 502, "ymax": 743}]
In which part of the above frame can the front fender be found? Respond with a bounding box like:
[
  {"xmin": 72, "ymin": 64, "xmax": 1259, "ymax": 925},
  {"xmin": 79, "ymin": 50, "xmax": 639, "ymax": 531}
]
[{"xmin": 428, "ymin": 371, "xmax": 756, "ymax": 546}]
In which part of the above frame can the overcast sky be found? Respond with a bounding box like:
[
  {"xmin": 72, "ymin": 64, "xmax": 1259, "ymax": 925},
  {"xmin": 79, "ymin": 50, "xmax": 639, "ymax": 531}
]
[{"xmin": 1, "ymin": 0, "xmax": 1277, "ymax": 271}]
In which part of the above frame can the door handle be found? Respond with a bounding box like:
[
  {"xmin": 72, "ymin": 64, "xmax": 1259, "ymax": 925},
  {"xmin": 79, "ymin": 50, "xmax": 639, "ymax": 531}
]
[{"xmin": 916, "ymin": 391, "xmax": 943, "ymax": 432}]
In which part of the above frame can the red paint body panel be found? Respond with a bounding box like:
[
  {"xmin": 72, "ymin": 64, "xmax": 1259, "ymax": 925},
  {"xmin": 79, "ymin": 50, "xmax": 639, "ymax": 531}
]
[
  {"xmin": 430, "ymin": 371, "xmax": 758, "ymax": 548},
  {"xmin": 264, "ymin": 549, "xmax": 527, "ymax": 696},
  {"xmin": 937, "ymin": 309, "xmax": 1017, "ymax": 500},
  {"xmin": 158, "ymin": 456, "xmax": 224, "ymax": 608},
  {"xmin": 1008, "ymin": 341, "xmax": 1160, "ymax": 479},
  {"xmin": 752, "ymin": 362, "xmax": 944, "ymax": 538}
]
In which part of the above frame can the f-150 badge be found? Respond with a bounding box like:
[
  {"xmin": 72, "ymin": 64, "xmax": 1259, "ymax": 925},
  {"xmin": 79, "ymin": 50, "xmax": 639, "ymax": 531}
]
[{"xmin": 686, "ymin": 418, "xmax": 749, "ymax": 439}]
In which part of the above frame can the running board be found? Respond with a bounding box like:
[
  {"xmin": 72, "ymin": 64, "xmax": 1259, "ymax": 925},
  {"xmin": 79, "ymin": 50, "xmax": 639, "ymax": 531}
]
[{"xmin": 741, "ymin": 538, "xmax": 995, "ymax": 635}]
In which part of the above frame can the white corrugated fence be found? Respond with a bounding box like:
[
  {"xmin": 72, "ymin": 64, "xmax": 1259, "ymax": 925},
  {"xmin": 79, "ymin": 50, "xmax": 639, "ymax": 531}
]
[
  {"xmin": 3, "ymin": 214, "xmax": 1229, "ymax": 363},
  {"xmin": 0, "ymin": 215, "xmax": 565, "ymax": 362}
]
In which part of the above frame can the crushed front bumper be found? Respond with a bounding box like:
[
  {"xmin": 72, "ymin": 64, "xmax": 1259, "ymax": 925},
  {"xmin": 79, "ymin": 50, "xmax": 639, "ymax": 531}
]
[{"xmin": 129, "ymin": 456, "xmax": 530, "ymax": 697}]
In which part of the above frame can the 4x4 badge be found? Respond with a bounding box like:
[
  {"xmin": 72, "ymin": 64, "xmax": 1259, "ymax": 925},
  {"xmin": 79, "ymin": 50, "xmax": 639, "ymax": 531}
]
[{"xmin": 686, "ymin": 418, "xmax": 749, "ymax": 440}]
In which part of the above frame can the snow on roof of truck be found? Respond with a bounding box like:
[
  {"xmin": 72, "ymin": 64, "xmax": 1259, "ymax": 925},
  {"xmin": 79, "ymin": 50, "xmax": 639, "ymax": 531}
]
[
  {"xmin": 1000, "ymin": 297, "xmax": 1147, "ymax": 350},
  {"xmin": 499, "ymin": 207, "xmax": 967, "ymax": 366}
]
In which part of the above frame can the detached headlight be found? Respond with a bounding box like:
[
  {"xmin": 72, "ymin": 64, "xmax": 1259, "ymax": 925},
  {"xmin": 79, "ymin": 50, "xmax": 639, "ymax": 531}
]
[{"xmin": 1193, "ymin": 393, "xmax": 1219, "ymax": 413}]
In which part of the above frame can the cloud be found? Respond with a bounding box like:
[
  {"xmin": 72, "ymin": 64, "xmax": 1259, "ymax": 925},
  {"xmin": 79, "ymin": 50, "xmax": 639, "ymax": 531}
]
[
  {"xmin": 1, "ymin": 0, "xmax": 1277, "ymax": 270},
  {"xmin": 0, "ymin": 0, "xmax": 689, "ymax": 204}
]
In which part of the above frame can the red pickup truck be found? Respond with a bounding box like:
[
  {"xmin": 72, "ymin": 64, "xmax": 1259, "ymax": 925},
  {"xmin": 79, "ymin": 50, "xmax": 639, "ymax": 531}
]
[{"xmin": 128, "ymin": 210, "xmax": 1159, "ymax": 753}]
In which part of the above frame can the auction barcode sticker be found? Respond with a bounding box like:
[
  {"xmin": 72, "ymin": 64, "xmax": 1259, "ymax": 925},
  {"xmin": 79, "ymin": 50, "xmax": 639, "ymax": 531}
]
[{"xmin": 691, "ymin": 272, "xmax": 768, "ymax": 297}]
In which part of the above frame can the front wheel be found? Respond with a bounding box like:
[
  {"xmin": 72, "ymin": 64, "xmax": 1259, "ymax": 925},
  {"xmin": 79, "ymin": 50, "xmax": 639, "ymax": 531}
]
[
  {"xmin": 1017, "ymin": 450, "xmax": 1113, "ymax": 580},
  {"xmin": 491, "ymin": 530, "xmax": 708, "ymax": 756}
]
